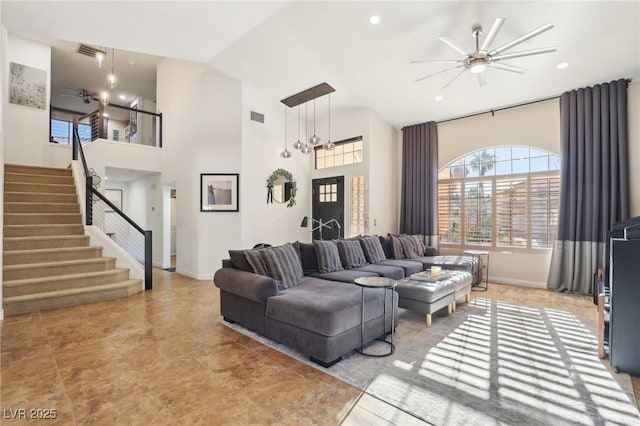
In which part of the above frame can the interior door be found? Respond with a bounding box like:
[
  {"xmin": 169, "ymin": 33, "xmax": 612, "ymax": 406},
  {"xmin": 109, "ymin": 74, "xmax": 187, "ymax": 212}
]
[{"xmin": 312, "ymin": 177, "xmax": 344, "ymax": 240}]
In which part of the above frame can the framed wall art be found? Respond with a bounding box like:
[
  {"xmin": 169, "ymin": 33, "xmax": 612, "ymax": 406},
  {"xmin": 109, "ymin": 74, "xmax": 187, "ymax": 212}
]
[
  {"xmin": 9, "ymin": 62, "xmax": 46, "ymax": 109},
  {"xmin": 200, "ymin": 173, "xmax": 239, "ymax": 212}
]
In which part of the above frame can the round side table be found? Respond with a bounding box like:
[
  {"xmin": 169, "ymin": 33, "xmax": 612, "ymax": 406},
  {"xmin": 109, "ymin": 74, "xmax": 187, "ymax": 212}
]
[{"xmin": 354, "ymin": 276, "xmax": 397, "ymax": 357}]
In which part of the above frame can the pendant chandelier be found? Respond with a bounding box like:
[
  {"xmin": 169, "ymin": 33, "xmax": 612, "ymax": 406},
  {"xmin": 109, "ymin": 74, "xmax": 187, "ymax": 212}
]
[{"xmin": 279, "ymin": 82, "xmax": 335, "ymax": 158}]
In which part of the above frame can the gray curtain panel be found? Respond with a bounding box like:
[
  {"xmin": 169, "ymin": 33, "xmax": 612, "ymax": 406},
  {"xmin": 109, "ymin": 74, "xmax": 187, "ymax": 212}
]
[
  {"xmin": 400, "ymin": 121, "xmax": 439, "ymax": 246},
  {"xmin": 548, "ymin": 79, "xmax": 629, "ymax": 294}
]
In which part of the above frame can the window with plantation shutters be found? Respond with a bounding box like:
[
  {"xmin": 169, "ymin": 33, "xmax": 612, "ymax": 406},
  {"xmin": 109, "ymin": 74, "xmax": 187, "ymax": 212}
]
[{"xmin": 438, "ymin": 146, "xmax": 560, "ymax": 251}]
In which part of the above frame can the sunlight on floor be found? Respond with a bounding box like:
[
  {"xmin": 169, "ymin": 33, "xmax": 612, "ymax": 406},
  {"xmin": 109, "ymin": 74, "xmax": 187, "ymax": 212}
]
[{"xmin": 382, "ymin": 297, "xmax": 640, "ymax": 425}]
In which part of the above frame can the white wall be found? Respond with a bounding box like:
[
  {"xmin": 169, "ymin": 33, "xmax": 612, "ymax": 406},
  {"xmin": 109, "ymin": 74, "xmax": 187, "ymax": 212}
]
[
  {"xmin": 4, "ymin": 33, "xmax": 50, "ymax": 166},
  {"xmin": 239, "ymin": 82, "xmax": 311, "ymax": 247},
  {"xmin": 368, "ymin": 109, "xmax": 399, "ymax": 237},
  {"xmin": 157, "ymin": 58, "xmax": 243, "ymax": 279},
  {"xmin": 127, "ymin": 173, "xmax": 163, "ymax": 266}
]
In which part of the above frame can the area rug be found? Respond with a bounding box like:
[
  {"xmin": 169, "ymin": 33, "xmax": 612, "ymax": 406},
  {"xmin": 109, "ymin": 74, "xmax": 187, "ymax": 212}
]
[{"xmin": 223, "ymin": 297, "xmax": 640, "ymax": 425}]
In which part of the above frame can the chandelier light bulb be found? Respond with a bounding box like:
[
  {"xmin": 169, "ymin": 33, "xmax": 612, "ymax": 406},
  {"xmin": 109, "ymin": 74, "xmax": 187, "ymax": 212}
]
[
  {"xmin": 100, "ymin": 90, "xmax": 110, "ymax": 106},
  {"xmin": 96, "ymin": 51, "xmax": 105, "ymax": 68},
  {"xmin": 293, "ymin": 140, "xmax": 304, "ymax": 150},
  {"xmin": 107, "ymin": 73, "xmax": 117, "ymax": 89},
  {"xmin": 309, "ymin": 134, "xmax": 321, "ymax": 145},
  {"xmin": 281, "ymin": 149, "xmax": 292, "ymax": 158},
  {"xmin": 300, "ymin": 144, "xmax": 312, "ymax": 154},
  {"xmin": 324, "ymin": 141, "xmax": 335, "ymax": 151}
]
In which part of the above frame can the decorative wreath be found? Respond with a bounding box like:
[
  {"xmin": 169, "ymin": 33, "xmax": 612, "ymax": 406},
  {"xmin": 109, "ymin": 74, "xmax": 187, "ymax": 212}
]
[{"xmin": 266, "ymin": 168, "xmax": 297, "ymax": 208}]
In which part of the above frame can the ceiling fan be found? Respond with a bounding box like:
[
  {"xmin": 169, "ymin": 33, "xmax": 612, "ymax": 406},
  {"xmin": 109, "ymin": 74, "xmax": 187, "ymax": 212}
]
[
  {"xmin": 60, "ymin": 88, "xmax": 98, "ymax": 104},
  {"xmin": 412, "ymin": 18, "xmax": 556, "ymax": 88}
]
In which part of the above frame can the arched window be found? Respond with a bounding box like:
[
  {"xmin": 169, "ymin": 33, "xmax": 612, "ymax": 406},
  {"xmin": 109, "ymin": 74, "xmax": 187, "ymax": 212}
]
[{"xmin": 438, "ymin": 146, "xmax": 560, "ymax": 250}]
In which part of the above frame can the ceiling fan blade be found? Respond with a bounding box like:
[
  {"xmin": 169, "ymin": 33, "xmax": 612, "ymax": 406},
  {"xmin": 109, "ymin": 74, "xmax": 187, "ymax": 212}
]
[
  {"xmin": 438, "ymin": 36, "xmax": 469, "ymax": 57},
  {"xmin": 416, "ymin": 64, "xmax": 464, "ymax": 82},
  {"xmin": 411, "ymin": 59, "xmax": 465, "ymax": 64},
  {"xmin": 488, "ymin": 62, "xmax": 526, "ymax": 74},
  {"xmin": 477, "ymin": 72, "xmax": 487, "ymax": 87},
  {"xmin": 442, "ymin": 68, "xmax": 467, "ymax": 89},
  {"xmin": 480, "ymin": 17, "xmax": 505, "ymax": 51},
  {"xmin": 492, "ymin": 47, "xmax": 557, "ymax": 61},
  {"xmin": 488, "ymin": 23, "xmax": 554, "ymax": 56}
]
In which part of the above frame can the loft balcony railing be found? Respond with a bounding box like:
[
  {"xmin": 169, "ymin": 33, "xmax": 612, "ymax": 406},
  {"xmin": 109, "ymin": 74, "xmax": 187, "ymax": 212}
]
[
  {"xmin": 72, "ymin": 128, "xmax": 153, "ymax": 290},
  {"xmin": 50, "ymin": 101, "xmax": 163, "ymax": 148}
]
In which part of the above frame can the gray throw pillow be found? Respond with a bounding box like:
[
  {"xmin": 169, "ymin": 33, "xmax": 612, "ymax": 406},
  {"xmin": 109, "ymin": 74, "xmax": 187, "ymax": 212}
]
[
  {"xmin": 228, "ymin": 249, "xmax": 253, "ymax": 272},
  {"xmin": 313, "ymin": 240, "xmax": 344, "ymax": 273},
  {"xmin": 399, "ymin": 235, "xmax": 422, "ymax": 258},
  {"xmin": 336, "ymin": 240, "xmax": 368, "ymax": 268},
  {"xmin": 390, "ymin": 235, "xmax": 405, "ymax": 259},
  {"xmin": 261, "ymin": 243, "xmax": 304, "ymax": 290},
  {"xmin": 360, "ymin": 236, "xmax": 386, "ymax": 264},
  {"xmin": 244, "ymin": 248, "xmax": 270, "ymax": 276}
]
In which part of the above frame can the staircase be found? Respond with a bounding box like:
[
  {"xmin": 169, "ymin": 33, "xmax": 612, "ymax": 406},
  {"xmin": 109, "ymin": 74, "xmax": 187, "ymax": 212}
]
[{"xmin": 3, "ymin": 164, "xmax": 143, "ymax": 316}]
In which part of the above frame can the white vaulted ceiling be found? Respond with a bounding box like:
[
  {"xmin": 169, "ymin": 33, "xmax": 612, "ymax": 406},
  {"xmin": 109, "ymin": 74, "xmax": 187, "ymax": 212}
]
[{"xmin": 3, "ymin": 1, "xmax": 639, "ymax": 128}]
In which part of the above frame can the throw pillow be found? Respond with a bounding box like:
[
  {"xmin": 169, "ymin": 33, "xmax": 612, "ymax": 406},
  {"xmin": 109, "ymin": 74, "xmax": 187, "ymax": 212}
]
[
  {"xmin": 411, "ymin": 234, "xmax": 426, "ymax": 255},
  {"xmin": 298, "ymin": 241, "xmax": 319, "ymax": 274},
  {"xmin": 390, "ymin": 235, "xmax": 405, "ymax": 259},
  {"xmin": 336, "ymin": 240, "xmax": 368, "ymax": 268},
  {"xmin": 244, "ymin": 248, "xmax": 270, "ymax": 276},
  {"xmin": 228, "ymin": 249, "xmax": 253, "ymax": 272},
  {"xmin": 399, "ymin": 235, "xmax": 422, "ymax": 259},
  {"xmin": 313, "ymin": 240, "xmax": 344, "ymax": 273},
  {"xmin": 261, "ymin": 243, "xmax": 304, "ymax": 290},
  {"xmin": 360, "ymin": 236, "xmax": 387, "ymax": 264}
]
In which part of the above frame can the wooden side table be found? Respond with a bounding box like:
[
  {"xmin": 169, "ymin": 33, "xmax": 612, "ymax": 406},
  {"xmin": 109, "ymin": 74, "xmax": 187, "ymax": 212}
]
[{"xmin": 464, "ymin": 250, "xmax": 489, "ymax": 291}]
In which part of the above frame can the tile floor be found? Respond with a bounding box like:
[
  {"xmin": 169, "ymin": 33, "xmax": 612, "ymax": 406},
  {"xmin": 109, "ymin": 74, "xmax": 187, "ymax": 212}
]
[{"xmin": 1, "ymin": 269, "xmax": 638, "ymax": 425}]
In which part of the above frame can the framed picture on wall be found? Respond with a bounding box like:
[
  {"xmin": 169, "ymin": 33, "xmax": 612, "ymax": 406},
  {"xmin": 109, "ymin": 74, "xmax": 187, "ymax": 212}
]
[
  {"xmin": 200, "ymin": 173, "xmax": 239, "ymax": 212},
  {"xmin": 105, "ymin": 189, "xmax": 123, "ymax": 212},
  {"xmin": 9, "ymin": 62, "xmax": 46, "ymax": 109}
]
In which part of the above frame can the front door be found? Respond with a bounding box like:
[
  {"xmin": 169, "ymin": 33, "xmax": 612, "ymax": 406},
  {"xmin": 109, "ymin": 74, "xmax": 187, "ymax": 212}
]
[{"xmin": 312, "ymin": 176, "xmax": 344, "ymax": 240}]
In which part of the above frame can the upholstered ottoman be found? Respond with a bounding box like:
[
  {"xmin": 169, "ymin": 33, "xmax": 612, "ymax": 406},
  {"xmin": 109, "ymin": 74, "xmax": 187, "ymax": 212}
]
[
  {"xmin": 395, "ymin": 278, "xmax": 456, "ymax": 327},
  {"xmin": 443, "ymin": 270, "xmax": 473, "ymax": 311}
]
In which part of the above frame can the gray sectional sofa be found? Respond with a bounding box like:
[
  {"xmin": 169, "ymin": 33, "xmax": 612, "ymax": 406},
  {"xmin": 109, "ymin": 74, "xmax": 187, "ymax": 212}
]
[{"xmin": 213, "ymin": 235, "xmax": 478, "ymax": 367}]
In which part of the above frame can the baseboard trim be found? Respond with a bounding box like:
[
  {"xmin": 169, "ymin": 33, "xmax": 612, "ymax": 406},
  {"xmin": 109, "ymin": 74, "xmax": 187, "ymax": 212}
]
[
  {"xmin": 175, "ymin": 268, "xmax": 212, "ymax": 281},
  {"xmin": 489, "ymin": 276, "xmax": 547, "ymax": 289}
]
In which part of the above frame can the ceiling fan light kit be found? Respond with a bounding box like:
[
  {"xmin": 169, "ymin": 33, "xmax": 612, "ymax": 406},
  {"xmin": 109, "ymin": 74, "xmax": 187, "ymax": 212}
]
[{"xmin": 413, "ymin": 18, "xmax": 557, "ymax": 88}]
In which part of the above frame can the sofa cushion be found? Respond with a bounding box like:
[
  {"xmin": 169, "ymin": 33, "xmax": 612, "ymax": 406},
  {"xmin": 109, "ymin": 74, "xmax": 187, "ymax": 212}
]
[
  {"xmin": 314, "ymin": 240, "xmax": 343, "ymax": 273},
  {"xmin": 351, "ymin": 264, "xmax": 405, "ymax": 280},
  {"xmin": 265, "ymin": 277, "xmax": 390, "ymax": 337},
  {"xmin": 390, "ymin": 235, "xmax": 405, "ymax": 259},
  {"xmin": 298, "ymin": 242, "xmax": 319, "ymax": 275},
  {"xmin": 261, "ymin": 243, "xmax": 305, "ymax": 290},
  {"xmin": 379, "ymin": 236, "xmax": 394, "ymax": 259},
  {"xmin": 379, "ymin": 259, "xmax": 423, "ymax": 276},
  {"xmin": 360, "ymin": 236, "xmax": 386, "ymax": 264},
  {"xmin": 245, "ymin": 247, "xmax": 270, "ymax": 276},
  {"xmin": 228, "ymin": 249, "xmax": 253, "ymax": 272},
  {"xmin": 399, "ymin": 235, "xmax": 422, "ymax": 258},
  {"xmin": 312, "ymin": 269, "xmax": 378, "ymax": 283},
  {"xmin": 336, "ymin": 239, "xmax": 368, "ymax": 268}
]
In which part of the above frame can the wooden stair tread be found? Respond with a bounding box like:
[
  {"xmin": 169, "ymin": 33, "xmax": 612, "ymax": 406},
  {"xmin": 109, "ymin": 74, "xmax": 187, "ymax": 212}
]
[
  {"xmin": 3, "ymin": 246, "xmax": 100, "ymax": 256},
  {"xmin": 3, "ymin": 268, "xmax": 131, "ymax": 286},
  {"xmin": 3, "ymin": 257, "xmax": 116, "ymax": 271},
  {"xmin": 3, "ymin": 280, "xmax": 142, "ymax": 303}
]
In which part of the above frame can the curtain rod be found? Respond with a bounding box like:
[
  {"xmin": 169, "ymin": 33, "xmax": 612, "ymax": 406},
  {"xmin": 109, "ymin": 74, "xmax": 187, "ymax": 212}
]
[
  {"xmin": 435, "ymin": 95, "xmax": 560, "ymax": 125},
  {"xmin": 403, "ymin": 77, "xmax": 633, "ymax": 129}
]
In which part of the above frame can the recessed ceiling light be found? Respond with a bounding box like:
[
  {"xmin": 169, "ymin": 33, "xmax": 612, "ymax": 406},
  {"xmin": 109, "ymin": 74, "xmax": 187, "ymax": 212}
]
[
  {"xmin": 556, "ymin": 62, "xmax": 569, "ymax": 70},
  {"xmin": 369, "ymin": 15, "xmax": 381, "ymax": 25},
  {"xmin": 119, "ymin": 94, "xmax": 127, "ymax": 100},
  {"xmin": 103, "ymin": 113, "xmax": 109, "ymax": 117},
  {"xmin": 434, "ymin": 95, "xmax": 443, "ymax": 102},
  {"xmin": 104, "ymin": 176, "xmax": 109, "ymax": 180}
]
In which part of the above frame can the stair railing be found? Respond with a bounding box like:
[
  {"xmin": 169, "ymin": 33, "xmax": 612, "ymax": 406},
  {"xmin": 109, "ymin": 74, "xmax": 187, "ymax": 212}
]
[{"xmin": 73, "ymin": 129, "xmax": 152, "ymax": 290}]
